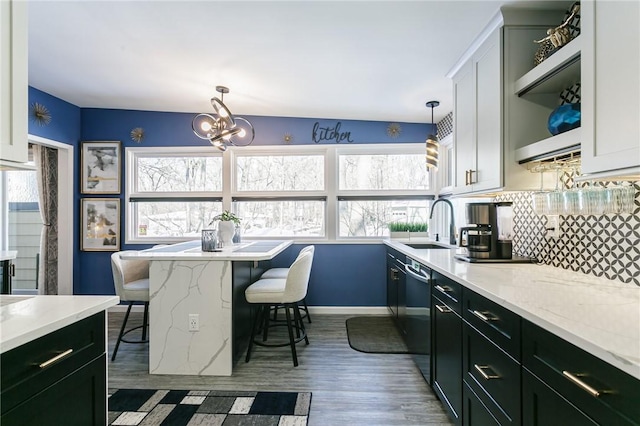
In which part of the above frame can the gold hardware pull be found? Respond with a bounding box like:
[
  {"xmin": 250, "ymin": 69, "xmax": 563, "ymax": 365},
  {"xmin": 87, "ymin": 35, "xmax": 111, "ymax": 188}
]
[
  {"xmin": 434, "ymin": 285, "xmax": 450, "ymax": 293},
  {"xmin": 472, "ymin": 310, "xmax": 496, "ymax": 322},
  {"xmin": 435, "ymin": 305, "xmax": 452, "ymax": 313},
  {"xmin": 562, "ymin": 371, "xmax": 601, "ymax": 397},
  {"xmin": 469, "ymin": 169, "xmax": 476, "ymax": 184},
  {"xmin": 474, "ymin": 364, "xmax": 500, "ymax": 380},
  {"xmin": 465, "ymin": 170, "xmax": 470, "ymax": 185},
  {"xmin": 39, "ymin": 349, "xmax": 73, "ymax": 369}
]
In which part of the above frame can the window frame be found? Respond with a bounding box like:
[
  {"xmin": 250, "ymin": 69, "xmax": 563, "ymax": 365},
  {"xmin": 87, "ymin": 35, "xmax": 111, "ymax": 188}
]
[
  {"xmin": 125, "ymin": 143, "xmax": 436, "ymax": 243},
  {"xmin": 125, "ymin": 147, "xmax": 224, "ymax": 243}
]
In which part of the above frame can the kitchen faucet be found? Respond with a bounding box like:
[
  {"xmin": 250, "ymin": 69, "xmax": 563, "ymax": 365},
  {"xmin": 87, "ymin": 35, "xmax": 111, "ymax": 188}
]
[{"xmin": 429, "ymin": 198, "xmax": 456, "ymax": 245}]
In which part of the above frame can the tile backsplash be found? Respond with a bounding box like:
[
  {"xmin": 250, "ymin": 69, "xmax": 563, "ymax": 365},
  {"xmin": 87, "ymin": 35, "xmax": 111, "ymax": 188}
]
[{"xmin": 494, "ymin": 179, "xmax": 640, "ymax": 286}]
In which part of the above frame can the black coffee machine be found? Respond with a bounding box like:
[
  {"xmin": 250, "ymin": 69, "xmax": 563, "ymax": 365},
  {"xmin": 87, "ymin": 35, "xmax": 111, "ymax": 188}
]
[{"xmin": 455, "ymin": 202, "xmax": 526, "ymax": 263}]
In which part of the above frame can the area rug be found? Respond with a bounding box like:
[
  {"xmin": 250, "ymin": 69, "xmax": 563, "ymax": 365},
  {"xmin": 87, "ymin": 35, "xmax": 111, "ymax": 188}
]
[
  {"xmin": 345, "ymin": 316, "xmax": 409, "ymax": 354},
  {"xmin": 108, "ymin": 388, "xmax": 311, "ymax": 426}
]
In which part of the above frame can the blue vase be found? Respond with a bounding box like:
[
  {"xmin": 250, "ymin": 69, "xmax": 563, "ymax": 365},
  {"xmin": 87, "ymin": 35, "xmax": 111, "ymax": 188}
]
[{"xmin": 548, "ymin": 103, "xmax": 581, "ymax": 135}]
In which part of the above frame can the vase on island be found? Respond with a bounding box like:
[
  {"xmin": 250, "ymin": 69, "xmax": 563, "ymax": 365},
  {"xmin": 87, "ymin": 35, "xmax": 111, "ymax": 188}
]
[{"xmin": 217, "ymin": 220, "xmax": 236, "ymax": 247}]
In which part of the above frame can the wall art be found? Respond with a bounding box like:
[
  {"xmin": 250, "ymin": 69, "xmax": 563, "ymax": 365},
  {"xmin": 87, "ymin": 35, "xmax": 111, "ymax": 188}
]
[
  {"xmin": 81, "ymin": 141, "xmax": 121, "ymax": 194},
  {"xmin": 81, "ymin": 198, "xmax": 120, "ymax": 251}
]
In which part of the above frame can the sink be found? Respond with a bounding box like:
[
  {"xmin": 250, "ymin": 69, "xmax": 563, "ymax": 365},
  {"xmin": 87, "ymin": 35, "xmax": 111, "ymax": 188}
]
[{"xmin": 405, "ymin": 243, "xmax": 450, "ymax": 249}]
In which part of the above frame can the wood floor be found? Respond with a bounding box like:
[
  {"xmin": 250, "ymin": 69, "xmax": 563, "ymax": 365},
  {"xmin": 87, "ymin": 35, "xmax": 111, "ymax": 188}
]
[{"xmin": 107, "ymin": 311, "xmax": 453, "ymax": 426}]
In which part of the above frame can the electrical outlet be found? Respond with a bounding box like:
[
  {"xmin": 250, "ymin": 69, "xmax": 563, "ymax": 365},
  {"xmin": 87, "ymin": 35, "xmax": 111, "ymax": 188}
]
[
  {"xmin": 546, "ymin": 215, "xmax": 559, "ymax": 239},
  {"xmin": 188, "ymin": 314, "xmax": 199, "ymax": 331}
]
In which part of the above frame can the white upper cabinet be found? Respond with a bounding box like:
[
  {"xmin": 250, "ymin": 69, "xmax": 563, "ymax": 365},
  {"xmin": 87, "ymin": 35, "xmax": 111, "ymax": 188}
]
[
  {"xmin": 0, "ymin": 0, "xmax": 28, "ymax": 166},
  {"xmin": 581, "ymin": 0, "xmax": 640, "ymax": 178},
  {"xmin": 449, "ymin": 9, "xmax": 563, "ymax": 195}
]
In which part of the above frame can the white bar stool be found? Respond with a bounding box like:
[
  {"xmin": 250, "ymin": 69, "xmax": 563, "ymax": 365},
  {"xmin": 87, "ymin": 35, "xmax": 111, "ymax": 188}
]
[
  {"xmin": 261, "ymin": 245, "xmax": 314, "ymax": 323},
  {"xmin": 245, "ymin": 249, "xmax": 314, "ymax": 367},
  {"xmin": 110, "ymin": 251, "xmax": 150, "ymax": 361}
]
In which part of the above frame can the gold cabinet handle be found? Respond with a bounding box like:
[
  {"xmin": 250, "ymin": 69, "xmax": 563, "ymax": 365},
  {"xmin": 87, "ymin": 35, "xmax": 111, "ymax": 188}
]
[
  {"xmin": 469, "ymin": 169, "xmax": 476, "ymax": 184},
  {"xmin": 474, "ymin": 364, "xmax": 500, "ymax": 380},
  {"xmin": 562, "ymin": 371, "xmax": 601, "ymax": 397},
  {"xmin": 39, "ymin": 349, "xmax": 73, "ymax": 369},
  {"xmin": 435, "ymin": 305, "xmax": 452, "ymax": 313},
  {"xmin": 472, "ymin": 310, "xmax": 496, "ymax": 322},
  {"xmin": 434, "ymin": 285, "xmax": 450, "ymax": 293},
  {"xmin": 465, "ymin": 170, "xmax": 470, "ymax": 186}
]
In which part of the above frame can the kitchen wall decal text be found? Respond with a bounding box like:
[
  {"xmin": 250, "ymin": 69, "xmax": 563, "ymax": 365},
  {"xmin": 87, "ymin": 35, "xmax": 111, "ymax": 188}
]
[{"xmin": 312, "ymin": 121, "xmax": 354, "ymax": 144}]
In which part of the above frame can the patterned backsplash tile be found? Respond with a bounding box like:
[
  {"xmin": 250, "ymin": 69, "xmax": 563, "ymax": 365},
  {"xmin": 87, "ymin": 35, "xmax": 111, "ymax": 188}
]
[{"xmin": 495, "ymin": 180, "xmax": 640, "ymax": 286}]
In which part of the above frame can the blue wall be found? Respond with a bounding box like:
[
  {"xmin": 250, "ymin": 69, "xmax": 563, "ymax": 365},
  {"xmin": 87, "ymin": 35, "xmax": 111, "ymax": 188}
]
[{"xmin": 30, "ymin": 88, "xmax": 431, "ymax": 304}]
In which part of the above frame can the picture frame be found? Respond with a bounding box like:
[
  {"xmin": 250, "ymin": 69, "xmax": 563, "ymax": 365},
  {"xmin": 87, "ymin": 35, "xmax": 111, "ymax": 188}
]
[
  {"xmin": 81, "ymin": 141, "xmax": 121, "ymax": 194},
  {"xmin": 81, "ymin": 198, "xmax": 120, "ymax": 251}
]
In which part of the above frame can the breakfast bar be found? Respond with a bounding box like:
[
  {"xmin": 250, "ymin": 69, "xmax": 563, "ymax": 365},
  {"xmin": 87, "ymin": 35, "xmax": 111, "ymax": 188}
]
[{"xmin": 121, "ymin": 240, "xmax": 292, "ymax": 376}]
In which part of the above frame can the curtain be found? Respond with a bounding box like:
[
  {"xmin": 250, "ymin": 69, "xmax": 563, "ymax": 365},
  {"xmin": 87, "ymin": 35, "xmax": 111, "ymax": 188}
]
[{"xmin": 33, "ymin": 145, "xmax": 59, "ymax": 295}]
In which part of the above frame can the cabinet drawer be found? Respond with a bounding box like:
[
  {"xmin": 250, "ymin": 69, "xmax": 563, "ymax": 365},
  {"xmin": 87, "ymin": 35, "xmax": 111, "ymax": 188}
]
[
  {"xmin": 522, "ymin": 320, "xmax": 640, "ymax": 425},
  {"xmin": 1, "ymin": 354, "xmax": 107, "ymax": 426},
  {"xmin": 463, "ymin": 289, "xmax": 520, "ymax": 359},
  {"xmin": 1, "ymin": 312, "xmax": 105, "ymax": 414},
  {"xmin": 463, "ymin": 323, "xmax": 521, "ymax": 425},
  {"xmin": 432, "ymin": 272, "xmax": 462, "ymax": 314},
  {"xmin": 522, "ymin": 369, "xmax": 598, "ymax": 426}
]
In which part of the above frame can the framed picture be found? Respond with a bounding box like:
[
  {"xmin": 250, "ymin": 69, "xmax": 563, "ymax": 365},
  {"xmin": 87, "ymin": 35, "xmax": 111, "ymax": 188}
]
[
  {"xmin": 81, "ymin": 198, "xmax": 120, "ymax": 251},
  {"xmin": 81, "ymin": 141, "xmax": 121, "ymax": 194}
]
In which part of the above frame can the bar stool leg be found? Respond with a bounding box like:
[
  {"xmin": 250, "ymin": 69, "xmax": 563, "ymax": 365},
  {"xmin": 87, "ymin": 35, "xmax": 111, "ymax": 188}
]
[
  {"xmin": 284, "ymin": 303, "xmax": 298, "ymax": 367},
  {"xmin": 141, "ymin": 302, "xmax": 149, "ymax": 341},
  {"xmin": 246, "ymin": 305, "xmax": 262, "ymax": 363},
  {"xmin": 303, "ymin": 298, "xmax": 312, "ymax": 323},
  {"xmin": 294, "ymin": 302, "xmax": 309, "ymax": 345},
  {"xmin": 112, "ymin": 302, "xmax": 133, "ymax": 361}
]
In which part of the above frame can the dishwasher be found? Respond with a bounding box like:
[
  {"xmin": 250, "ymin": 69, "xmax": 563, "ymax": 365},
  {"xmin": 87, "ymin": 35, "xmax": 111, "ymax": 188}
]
[{"xmin": 405, "ymin": 256, "xmax": 432, "ymax": 384}]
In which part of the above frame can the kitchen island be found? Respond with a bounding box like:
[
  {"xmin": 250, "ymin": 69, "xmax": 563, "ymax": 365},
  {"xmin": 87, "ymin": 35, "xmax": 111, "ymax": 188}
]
[{"xmin": 121, "ymin": 240, "xmax": 292, "ymax": 376}]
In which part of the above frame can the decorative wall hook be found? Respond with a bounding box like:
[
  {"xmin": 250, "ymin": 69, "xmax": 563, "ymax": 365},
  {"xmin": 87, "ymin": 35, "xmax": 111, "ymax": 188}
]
[
  {"xmin": 30, "ymin": 102, "xmax": 52, "ymax": 126},
  {"xmin": 387, "ymin": 123, "xmax": 402, "ymax": 139},
  {"xmin": 130, "ymin": 127, "xmax": 145, "ymax": 143}
]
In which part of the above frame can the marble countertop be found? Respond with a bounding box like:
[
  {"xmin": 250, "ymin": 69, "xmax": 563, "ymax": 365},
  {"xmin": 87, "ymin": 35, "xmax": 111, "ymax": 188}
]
[
  {"xmin": 0, "ymin": 295, "xmax": 119, "ymax": 353},
  {"xmin": 0, "ymin": 251, "xmax": 18, "ymax": 261},
  {"xmin": 120, "ymin": 240, "xmax": 293, "ymax": 261},
  {"xmin": 385, "ymin": 240, "xmax": 640, "ymax": 381}
]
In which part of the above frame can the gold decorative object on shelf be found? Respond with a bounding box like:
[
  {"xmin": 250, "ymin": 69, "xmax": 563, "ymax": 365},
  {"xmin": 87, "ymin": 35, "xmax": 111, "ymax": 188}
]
[
  {"xmin": 30, "ymin": 102, "xmax": 52, "ymax": 126},
  {"xmin": 386, "ymin": 123, "xmax": 402, "ymax": 139},
  {"xmin": 533, "ymin": 2, "xmax": 581, "ymax": 66},
  {"xmin": 130, "ymin": 127, "xmax": 145, "ymax": 143},
  {"xmin": 283, "ymin": 133, "xmax": 294, "ymax": 144}
]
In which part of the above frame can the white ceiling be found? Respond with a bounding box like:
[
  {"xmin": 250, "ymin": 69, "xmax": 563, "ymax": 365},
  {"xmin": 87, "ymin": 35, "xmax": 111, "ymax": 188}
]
[{"xmin": 28, "ymin": 0, "xmax": 559, "ymax": 124}]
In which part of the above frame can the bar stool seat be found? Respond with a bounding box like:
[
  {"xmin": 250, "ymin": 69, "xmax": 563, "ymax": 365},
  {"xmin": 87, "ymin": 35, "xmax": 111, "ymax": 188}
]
[{"xmin": 245, "ymin": 248, "xmax": 314, "ymax": 367}]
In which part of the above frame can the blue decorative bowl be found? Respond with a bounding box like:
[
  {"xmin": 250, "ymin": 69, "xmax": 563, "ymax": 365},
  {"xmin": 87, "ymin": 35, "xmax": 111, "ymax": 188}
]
[{"xmin": 548, "ymin": 103, "xmax": 581, "ymax": 135}]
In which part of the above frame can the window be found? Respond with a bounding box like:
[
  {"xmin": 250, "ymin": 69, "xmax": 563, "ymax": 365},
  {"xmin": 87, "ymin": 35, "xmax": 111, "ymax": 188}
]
[
  {"xmin": 232, "ymin": 150, "xmax": 326, "ymax": 238},
  {"xmin": 126, "ymin": 144, "xmax": 434, "ymax": 242},
  {"xmin": 337, "ymin": 148, "xmax": 432, "ymax": 237},
  {"xmin": 127, "ymin": 148, "xmax": 223, "ymax": 242}
]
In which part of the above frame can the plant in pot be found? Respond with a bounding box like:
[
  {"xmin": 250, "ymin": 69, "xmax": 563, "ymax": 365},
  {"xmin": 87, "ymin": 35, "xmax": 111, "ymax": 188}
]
[
  {"xmin": 212, "ymin": 210, "xmax": 241, "ymax": 247},
  {"xmin": 388, "ymin": 221, "xmax": 428, "ymax": 239}
]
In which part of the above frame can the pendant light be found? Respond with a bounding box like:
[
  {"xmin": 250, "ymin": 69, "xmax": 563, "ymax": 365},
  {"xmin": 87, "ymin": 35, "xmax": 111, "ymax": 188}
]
[
  {"xmin": 425, "ymin": 100, "xmax": 439, "ymax": 170},
  {"xmin": 192, "ymin": 86, "xmax": 255, "ymax": 152}
]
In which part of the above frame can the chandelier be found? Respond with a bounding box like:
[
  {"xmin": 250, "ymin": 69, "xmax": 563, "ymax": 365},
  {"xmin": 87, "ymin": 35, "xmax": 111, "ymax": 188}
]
[{"xmin": 192, "ymin": 86, "xmax": 255, "ymax": 151}]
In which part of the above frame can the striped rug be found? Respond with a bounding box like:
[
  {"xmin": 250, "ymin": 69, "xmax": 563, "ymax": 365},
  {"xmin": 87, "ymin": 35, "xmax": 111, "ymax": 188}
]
[{"xmin": 108, "ymin": 389, "xmax": 311, "ymax": 426}]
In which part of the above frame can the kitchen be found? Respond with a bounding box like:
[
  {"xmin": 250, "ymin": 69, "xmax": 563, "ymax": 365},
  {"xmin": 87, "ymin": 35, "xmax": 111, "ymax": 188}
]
[{"xmin": 1, "ymin": 1, "xmax": 639, "ymax": 425}]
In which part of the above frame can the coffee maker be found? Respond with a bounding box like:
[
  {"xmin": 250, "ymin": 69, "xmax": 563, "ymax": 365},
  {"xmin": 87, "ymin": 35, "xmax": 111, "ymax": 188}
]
[{"xmin": 455, "ymin": 202, "xmax": 529, "ymax": 263}]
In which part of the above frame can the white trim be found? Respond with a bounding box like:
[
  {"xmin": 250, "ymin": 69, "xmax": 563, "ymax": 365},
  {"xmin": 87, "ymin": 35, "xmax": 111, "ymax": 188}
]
[
  {"xmin": 27, "ymin": 135, "xmax": 74, "ymax": 295},
  {"xmin": 109, "ymin": 304, "xmax": 390, "ymax": 316}
]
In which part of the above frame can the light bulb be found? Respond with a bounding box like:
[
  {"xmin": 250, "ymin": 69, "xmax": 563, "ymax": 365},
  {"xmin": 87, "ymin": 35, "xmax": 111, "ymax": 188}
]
[
  {"xmin": 238, "ymin": 128, "xmax": 246, "ymax": 138},
  {"xmin": 201, "ymin": 121, "xmax": 212, "ymax": 132},
  {"xmin": 218, "ymin": 108, "xmax": 228, "ymax": 118}
]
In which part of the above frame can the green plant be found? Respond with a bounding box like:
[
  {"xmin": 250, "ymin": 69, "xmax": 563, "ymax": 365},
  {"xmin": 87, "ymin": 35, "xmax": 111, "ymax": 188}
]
[
  {"xmin": 387, "ymin": 221, "xmax": 428, "ymax": 232},
  {"xmin": 212, "ymin": 210, "xmax": 241, "ymax": 225}
]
